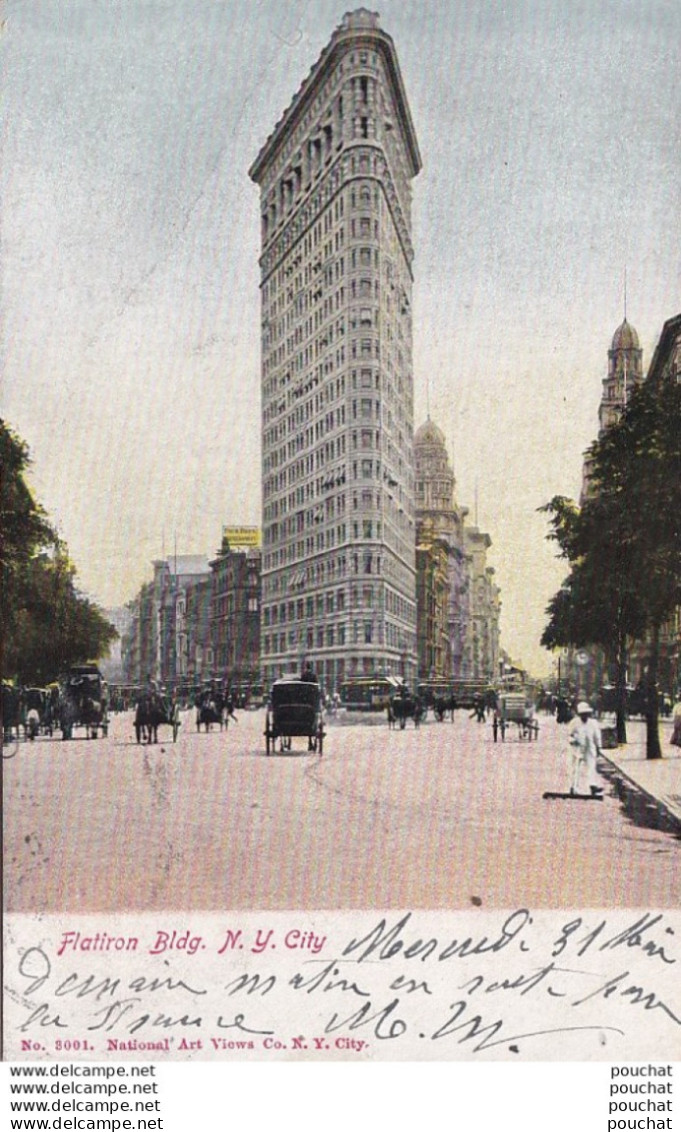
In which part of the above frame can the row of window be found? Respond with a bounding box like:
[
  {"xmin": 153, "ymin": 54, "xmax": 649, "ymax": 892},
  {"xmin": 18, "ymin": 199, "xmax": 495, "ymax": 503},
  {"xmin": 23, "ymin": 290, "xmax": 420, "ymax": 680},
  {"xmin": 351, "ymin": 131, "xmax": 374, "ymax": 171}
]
[
  {"xmin": 265, "ymin": 487, "xmax": 384, "ymax": 526},
  {"xmin": 264, "ymin": 542, "xmax": 385, "ymax": 573},
  {"xmin": 262, "ymin": 97, "xmax": 383, "ymax": 244},
  {"xmin": 264, "ymin": 454, "xmax": 400, "ymax": 502},
  {"xmin": 262, "ymin": 617, "xmax": 415, "ymax": 658},
  {"xmin": 264, "ymin": 581, "xmax": 398, "ymax": 628},
  {"xmin": 264, "ymin": 622, "xmax": 371, "ymax": 654},
  {"xmin": 214, "ymin": 594, "xmax": 260, "ymax": 618},
  {"xmin": 267, "ymin": 516, "xmax": 384, "ymax": 550},
  {"xmin": 265, "ymin": 241, "xmax": 384, "ymax": 335},
  {"xmin": 261, "ymin": 138, "xmax": 411, "ymax": 296},
  {"xmin": 264, "ymin": 330, "xmax": 410, "ymax": 425},
  {"xmin": 266, "ymin": 262, "xmax": 404, "ymax": 354}
]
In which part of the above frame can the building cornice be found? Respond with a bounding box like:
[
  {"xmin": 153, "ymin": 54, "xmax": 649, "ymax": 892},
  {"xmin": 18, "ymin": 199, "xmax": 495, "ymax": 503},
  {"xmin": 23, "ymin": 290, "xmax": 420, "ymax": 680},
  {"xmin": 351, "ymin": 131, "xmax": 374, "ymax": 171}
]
[{"xmin": 249, "ymin": 18, "xmax": 421, "ymax": 185}]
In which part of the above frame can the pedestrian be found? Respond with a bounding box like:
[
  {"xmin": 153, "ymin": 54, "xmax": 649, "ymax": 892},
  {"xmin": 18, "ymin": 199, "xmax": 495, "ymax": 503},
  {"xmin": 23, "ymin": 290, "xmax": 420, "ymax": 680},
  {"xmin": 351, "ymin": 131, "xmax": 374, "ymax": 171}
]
[
  {"xmin": 568, "ymin": 701, "xmax": 604, "ymax": 797},
  {"xmin": 670, "ymin": 697, "xmax": 681, "ymax": 748},
  {"xmin": 469, "ymin": 693, "xmax": 485, "ymax": 722},
  {"xmin": 556, "ymin": 695, "xmax": 572, "ymax": 724}
]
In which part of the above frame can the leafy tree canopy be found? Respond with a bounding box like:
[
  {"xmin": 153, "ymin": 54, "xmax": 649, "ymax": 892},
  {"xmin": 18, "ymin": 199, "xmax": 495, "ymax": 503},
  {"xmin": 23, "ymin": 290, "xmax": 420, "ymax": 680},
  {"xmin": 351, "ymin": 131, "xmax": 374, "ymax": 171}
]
[
  {"xmin": 540, "ymin": 369, "xmax": 681, "ymax": 757},
  {"xmin": 1, "ymin": 420, "xmax": 117, "ymax": 686}
]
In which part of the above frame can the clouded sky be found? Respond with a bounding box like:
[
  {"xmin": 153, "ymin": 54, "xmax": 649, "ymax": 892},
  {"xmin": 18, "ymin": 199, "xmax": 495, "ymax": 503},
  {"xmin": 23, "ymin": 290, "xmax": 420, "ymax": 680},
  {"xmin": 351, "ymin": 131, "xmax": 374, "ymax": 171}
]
[{"xmin": 2, "ymin": 0, "xmax": 679, "ymax": 675}]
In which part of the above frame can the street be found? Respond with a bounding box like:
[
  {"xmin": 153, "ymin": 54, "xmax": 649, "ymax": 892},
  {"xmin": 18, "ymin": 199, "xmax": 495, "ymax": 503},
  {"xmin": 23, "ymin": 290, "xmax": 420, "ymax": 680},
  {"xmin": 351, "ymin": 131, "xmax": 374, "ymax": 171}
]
[{"xmin": 3, "ymin": 708, "xmax": 679, "ymax": 913}]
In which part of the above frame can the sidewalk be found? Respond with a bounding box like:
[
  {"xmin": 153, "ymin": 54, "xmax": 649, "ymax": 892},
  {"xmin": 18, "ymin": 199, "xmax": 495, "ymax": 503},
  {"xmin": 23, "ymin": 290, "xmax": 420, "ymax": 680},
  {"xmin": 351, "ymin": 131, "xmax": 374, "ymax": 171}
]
[{"xmin": 599, "ymin": 718, "xmax": 681, "ymax": 834}]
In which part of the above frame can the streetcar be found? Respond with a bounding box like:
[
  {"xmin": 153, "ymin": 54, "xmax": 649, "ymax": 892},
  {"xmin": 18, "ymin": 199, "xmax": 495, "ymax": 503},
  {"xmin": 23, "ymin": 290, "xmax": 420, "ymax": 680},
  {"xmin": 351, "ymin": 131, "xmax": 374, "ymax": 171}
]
[{"xmin": 339, "ymin": 674, "xmax": 403, "ymax": 712}]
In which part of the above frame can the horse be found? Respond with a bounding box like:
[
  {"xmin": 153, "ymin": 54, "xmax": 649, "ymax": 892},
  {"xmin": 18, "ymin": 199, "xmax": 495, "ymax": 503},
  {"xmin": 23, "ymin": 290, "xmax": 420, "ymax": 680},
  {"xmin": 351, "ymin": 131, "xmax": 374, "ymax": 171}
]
[
  {"xmin": 389, "ymin": 693, "xmax": 424, "ymax": 730},
  {"xmin": 196, "ymin": 694, "xmax": 224, "ymax": 732},
  {"xmin": 134, "ymin": 693, "xmax": 174, "ymax": 744},
  {"xmin": 433, "ymin": 694, "xmax": 457, "ymax": 722}
]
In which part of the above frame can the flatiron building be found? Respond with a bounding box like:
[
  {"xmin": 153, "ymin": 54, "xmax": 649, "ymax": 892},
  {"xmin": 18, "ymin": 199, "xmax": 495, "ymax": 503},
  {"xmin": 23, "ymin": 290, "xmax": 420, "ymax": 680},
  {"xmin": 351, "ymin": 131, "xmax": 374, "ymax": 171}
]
[{"xmin": 250, "ymin": 9, "xmax": 421, "ymax": 690}]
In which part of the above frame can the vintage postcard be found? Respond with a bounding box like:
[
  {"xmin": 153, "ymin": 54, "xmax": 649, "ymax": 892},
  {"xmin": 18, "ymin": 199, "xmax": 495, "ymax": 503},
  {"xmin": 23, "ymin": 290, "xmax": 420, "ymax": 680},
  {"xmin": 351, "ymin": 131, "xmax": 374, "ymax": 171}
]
[{"xmin": 2, "ymin": 0, "xmax": 679, "ymax": 1071}]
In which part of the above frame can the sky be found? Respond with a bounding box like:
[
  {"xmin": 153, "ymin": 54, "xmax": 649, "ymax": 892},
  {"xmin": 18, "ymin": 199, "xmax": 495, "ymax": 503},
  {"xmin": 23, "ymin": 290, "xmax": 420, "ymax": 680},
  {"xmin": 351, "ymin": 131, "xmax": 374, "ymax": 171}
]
[{"xmin": 2, "ymin": 0, "xmax": 680, "ymax": 677}]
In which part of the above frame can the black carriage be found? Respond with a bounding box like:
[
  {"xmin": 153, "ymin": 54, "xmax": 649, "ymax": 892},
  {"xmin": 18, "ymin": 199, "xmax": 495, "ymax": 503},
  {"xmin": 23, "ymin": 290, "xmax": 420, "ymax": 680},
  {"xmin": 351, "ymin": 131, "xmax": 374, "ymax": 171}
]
[
  {"xmin": 195, "ymin": 686, "xmax": 227, "ymax": 731},
  {"xmin": 264, "ymin": 677, "xmax": 325, "ymax": 755},
  {"xmin": 59, "ymin": 665, "xmax": 109, "ymax": 740},
  {"xmin": 493, "ymin": 692, "xmax": 539, "ymax": 742},
  {"xmin": 135, "ymin": 692, "xmax": 181, "ymax": 744},
  {"xmin": 23, "ymin": 687, "xmax": 53, "ymax": 738},
  {"xmin": 388, "ymin": 687, "xmax": 425, "ymax": 729}
]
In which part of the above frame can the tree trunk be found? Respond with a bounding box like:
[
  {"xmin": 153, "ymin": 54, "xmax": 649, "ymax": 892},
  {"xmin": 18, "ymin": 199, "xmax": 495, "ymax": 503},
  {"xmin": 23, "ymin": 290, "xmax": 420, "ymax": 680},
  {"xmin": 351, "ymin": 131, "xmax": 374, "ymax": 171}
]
[
  {"xmin": 615, "ymin": 645, "xmax": 628, "ymax": 745},
  {"xmin": 645, "ymin": 623, "xmax": 662, "ymax": 760}
]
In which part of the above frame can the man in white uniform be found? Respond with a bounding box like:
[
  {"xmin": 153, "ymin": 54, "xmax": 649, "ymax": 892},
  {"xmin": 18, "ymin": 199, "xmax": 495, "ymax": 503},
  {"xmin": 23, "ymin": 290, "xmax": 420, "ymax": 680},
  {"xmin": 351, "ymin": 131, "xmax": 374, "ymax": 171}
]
[{"xmin": 569, "ymin": 701, "xmax": 604, "ymax": 797}]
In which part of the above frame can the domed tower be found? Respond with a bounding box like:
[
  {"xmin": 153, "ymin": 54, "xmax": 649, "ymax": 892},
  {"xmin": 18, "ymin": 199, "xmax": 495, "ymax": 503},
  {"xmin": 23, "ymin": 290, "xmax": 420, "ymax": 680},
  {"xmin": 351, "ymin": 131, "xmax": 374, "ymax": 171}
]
[
  {"xmin": 599, "ymin": 318, "xmax": 643, "ymax": 434},
  {"xmin": 414, "ymin": 419, "xmax": 458, "ymax": 531}
]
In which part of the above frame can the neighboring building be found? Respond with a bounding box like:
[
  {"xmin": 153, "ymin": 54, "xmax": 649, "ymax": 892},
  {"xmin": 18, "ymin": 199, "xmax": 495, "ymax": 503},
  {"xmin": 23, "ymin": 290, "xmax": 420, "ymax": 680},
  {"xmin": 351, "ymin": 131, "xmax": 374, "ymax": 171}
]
[
  {"xmin": 249, "ymin": 8, "xmax": 422, "ymax": 691},
  {"xmin": 415, "ymin": 520, "xmax": 450, "ymax": 681},
  {"xmin": 99, "ymin": 606, "xmax": 131, "ymax": 683},
  {"xmin": 577, "ymin": 314, "xmax": 645, "ymax": 694},
  {"xmin": 463, "ymin": 526, "xmax": 501, "ymax": 683},
  {"xmin": 123, "ymin": 556, "xmax": 212, "ymax": 686},
  {"xmin": 184, "ymin": 573, "xmax": 213, "ymax": 684},
  {"xmin": 599, "ymin": 318, "xmax": 644, "ymax": 432},
  {"xmin": 582, "ymin": 316, "xmax": 644, "ymax": 500},
  {"xmin": 156, "ymin": 556, "xmax": 212, "ymax": 684},
  {"xmin": 122, "ymin": 542, "xmax": 264, "ymax": 689},
  {"xmin": 414, "ymin": 419, "xmax": 468, "ymax": 680},
  {"xmin": 578, "ymin": 312, "xmax": 681, "ymax": 698},
  {"xmin": 210, "ymin": 535, "xmax": 262, "ymax": 683},
  {"xmin": 413, "ymin": 417, "xmax": 501, "ymax": 684},
  {"xmin": 646, "ymin": 311, "xmax": 681, "ymax": 389}
]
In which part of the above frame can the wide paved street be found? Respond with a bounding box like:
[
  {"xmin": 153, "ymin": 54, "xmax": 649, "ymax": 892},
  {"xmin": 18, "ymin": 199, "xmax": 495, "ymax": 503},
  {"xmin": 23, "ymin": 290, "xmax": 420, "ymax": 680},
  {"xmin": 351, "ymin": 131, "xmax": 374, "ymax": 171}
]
[{"xmin": 3, "ymin": 708, "xmax": 679, "ymax": 912}]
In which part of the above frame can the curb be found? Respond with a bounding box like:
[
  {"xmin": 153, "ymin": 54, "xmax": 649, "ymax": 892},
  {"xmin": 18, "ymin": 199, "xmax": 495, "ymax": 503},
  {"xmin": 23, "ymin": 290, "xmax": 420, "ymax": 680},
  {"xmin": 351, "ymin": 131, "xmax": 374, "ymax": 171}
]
[{"xmin": 599, "ymin": 753, "xmax": 681, "ymax": 837}]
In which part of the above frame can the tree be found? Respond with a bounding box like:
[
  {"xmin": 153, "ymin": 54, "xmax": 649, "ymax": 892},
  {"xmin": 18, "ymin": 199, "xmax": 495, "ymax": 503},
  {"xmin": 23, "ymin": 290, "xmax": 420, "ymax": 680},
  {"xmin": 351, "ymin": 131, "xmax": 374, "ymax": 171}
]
[
  {"xmin": 540, "ymin": 496, "xmax": 646, "ymax": 743},
  {"xmin": 541, "ymin": 369, "xmax": 681, "ymax": 758},
  {"xmin": 1, "ymin": 420, "xmax": 117, "ymax": 686},
  {"xmin": 590, "ymin": 371, "xmax": 681, "ymax": 758},
  {"xmin": 1, "ymin": 421, "xmax": 55, "ymax": 631}
]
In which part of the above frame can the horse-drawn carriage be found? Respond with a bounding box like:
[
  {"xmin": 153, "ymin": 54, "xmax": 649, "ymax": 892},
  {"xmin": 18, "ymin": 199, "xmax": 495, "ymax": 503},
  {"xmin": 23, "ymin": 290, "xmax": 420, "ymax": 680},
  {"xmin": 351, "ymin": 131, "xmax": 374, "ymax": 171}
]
[
  {"xmin": 388, "ymin": 686, "xmax": 425, "ymax": 729},
  {"xmin": 2, "ymin": 684, "xmax": 56, "ymax": 742},
  {"xmin": 134, "ymin": 691, "xmax": 181, "ymax": 744},
  {"xmin": 195, "ymin": 687, "xmax": 236, "ymax": 731},
  {"xmin": 2, "ymin": 681, "xmax": 22, "ymax": 743},
  {"xmin": 59, "ymin": 665, "xmax": 109, "ymax": 740},
  {"xmin": 493, "ymin": 692, "xmax": 538, "ymax": 742},
  {"xmin": 23, "ymin": 687, "xmax": 55, "ymax": 738},
  {"xmin": 264, "ymin": 677, "xmax": 325, "ymax": 755}
]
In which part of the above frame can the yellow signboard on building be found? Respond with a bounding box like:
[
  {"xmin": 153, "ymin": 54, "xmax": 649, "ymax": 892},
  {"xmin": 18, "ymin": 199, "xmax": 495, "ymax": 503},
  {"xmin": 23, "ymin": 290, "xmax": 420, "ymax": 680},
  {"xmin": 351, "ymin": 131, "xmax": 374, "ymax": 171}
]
[{"xmin": 222, "ymin": 526, "xmax": 261, "ymax": 549}]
